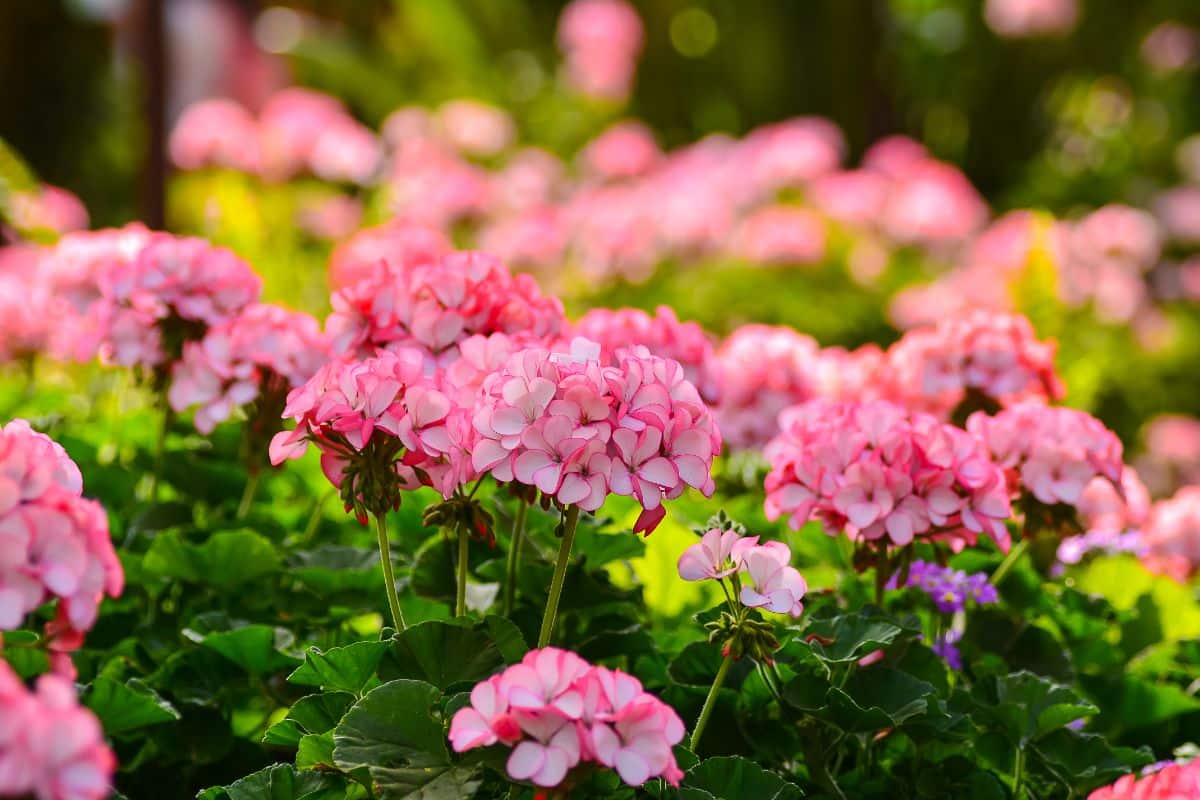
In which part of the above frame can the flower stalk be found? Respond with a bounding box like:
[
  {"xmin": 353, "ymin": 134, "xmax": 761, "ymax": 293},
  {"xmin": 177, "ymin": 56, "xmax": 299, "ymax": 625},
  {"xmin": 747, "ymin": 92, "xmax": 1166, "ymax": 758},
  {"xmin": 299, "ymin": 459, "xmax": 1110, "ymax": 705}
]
[
  {"xmin": 503, "ymin": 500, "xmax": 529, "ymax": 615},
  {"xmin": 373, "ymin": 512, "xmax": 406, "ymax": 632},
  {"xmin": 455, "ymin": 522, "xmax": 470, "ymax": 617},
  {"xmin": 690, "ymin": 651, "xmax": 733, "ymax": 751},
  {"xmin": 537, "ymin": 505, "xmax": 581, "ymax": 648}
]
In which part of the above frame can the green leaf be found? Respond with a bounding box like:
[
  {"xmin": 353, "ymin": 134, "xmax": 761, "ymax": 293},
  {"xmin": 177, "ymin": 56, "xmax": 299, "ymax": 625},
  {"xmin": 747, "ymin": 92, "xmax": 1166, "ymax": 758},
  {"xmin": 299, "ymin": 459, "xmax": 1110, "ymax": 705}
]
[
  {"xmin": 144, "ymin": 529, "xmax": 281, "ymax": 589},
  {"xmin": 193, "ymin": 625, "xmax": 302, "ymax": 675},
  {"xmin": 381, "ymin": 620, "xmax": 507, "ymax": 691},
  {"xmin": 290, "ymin": 546, "xmax": 381, "ymax": 595},
  {"xmin": 483, "ymin": 615, "xmax": 528, "ymax": 664},
  {"xmin": 333, "ymin": 679, "xmax": 480, "ymax": 799},
  {"xmin": 288, "ymin": 641, "xmax": 391, "ymax": 694},
  {"xmin": 262, "ymin": 718, "xmax": 306, "ymax": 748},
  {"xmin": 784, "ymin": 606, "xmax": 919, "ymax": 670},
  {"xmin": 288, "ymin": 691, "xmax": 356, "ymax": 734},
  {"xmin": 1081, "ymin": 674, "xmax": 1200, "ymax": 729},
  {"xmin": 1034, "ymin": 730, "xmax": 1153, "ymax": 791},
  {"xmin": 683, "ymin": 756, "xmax": 804, "ymax": 799},
  {"xmin": 200, "ymin": 763, "xmax": 344, "ymax": 800},
  {"xmin": 669, "ymin": 642, "xmax": 752, "ymax": 689},
  {"xmin": 410, "ymin": 536, "xmax": 456, "ymax": 601},
  {"xmin": 83, "ymin": 677, "xmax": 180, "ymax": 736},
  {"xmin": 822, "ymin": 668, "xmax": 939, "ymax": 733},
  {"xmin": 971, "ymin": 671, "xmax": 1097, "ymax": 746},
  {"xmin": 297, "ymin": 731, "xmax": 336, "ymax": 770}
]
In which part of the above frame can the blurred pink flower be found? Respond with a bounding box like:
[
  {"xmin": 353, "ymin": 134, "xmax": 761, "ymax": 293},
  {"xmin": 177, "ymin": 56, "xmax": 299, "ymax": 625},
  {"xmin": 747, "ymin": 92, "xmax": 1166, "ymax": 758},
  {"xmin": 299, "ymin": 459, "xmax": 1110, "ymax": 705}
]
[
  {"xmin": 733, "ymin": 205, "xmax": 827, "ymax": 266},
  {"xmin": 581, "ymin": 121, "xmax": 661, "ymax": 180},
  {"xmin": 436, "ymin": 99, "xmax": 516, "ymax": 158},
  {"xmin": 168, "ymin": 97, "xmax": 261, "ymax": 173},
  {"xmin": 557, "ymin": 0, "xmax": 644, "ymax": 101},
  {"xmin": 8, "ymin": 185, "xmax": 89, "ymax": 235},
  {"xmin": 984, "ymin": 0, "xmax": 1078, "ymax": 38}
]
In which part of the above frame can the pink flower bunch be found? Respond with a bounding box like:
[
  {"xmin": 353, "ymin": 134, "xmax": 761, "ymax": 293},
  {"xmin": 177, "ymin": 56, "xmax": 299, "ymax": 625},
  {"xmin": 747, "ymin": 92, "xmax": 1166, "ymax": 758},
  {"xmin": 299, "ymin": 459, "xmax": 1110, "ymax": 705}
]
[
  {"xmin": 259, "ymin": 88, "xmax": 381, "ymax": 184},
  {"xmin": 327, "ymin": 251, "xmax": 565, "ymax": 364},
  {"xmin": 0, "ymin": 272, "xmax": 57, "ymax": 364},
  {"xmin": 43, "ymin": 225, "xmax": 152, "ymax": 363},
  {"xmin": 1076, "ymin": 467, "xmax": 1151, "ymax": 538},
  {"xmin": 383, "ymin": 138, "xmax": 492, "ymax": 229},
  {"xmin": 984, "ymin": 0, "xmax": 1079, "ymax": 38},
  {"xmin": 1089, "ymin": 759, "xmax": 1200, "ymax": 800},
  {"xmin": 556, "ymin": 0, "xmax": 645, "ymax": 101},
  {"xmin": 571, "ymin": 305, "xmax": 720, "ymax": 403},
  {"xmin": 7, "ymin": 185, "xmax": 89, "ymax": 235},
  {"xmin": 449, "ymin": 647, "xmax": 685, "ymax": 789},
  {"xmin": 436, "ymin": 100, "xmax": 516, "ymax": 158},
  {"xmin": 742, "ymin": 118, "xmax": 845, "ymax": 193},
  {"xmin": 168, "ymin": 98, "xmax": 262, "ymax": 173},
  {"xmin": 295, "ymin": 194, "xmax": 364, "ymax": 242},
  {"xmin": 0, "ymin": 419, "xmax": 122, "ymax": 651},
  {"xmin": 1135, "ymin": 415, "xmax": 1200, "ymax": 497},
  {"xmin": 678, "ymin": 530, "xmax": 807, "ymax": 617},
  {"xmin": 93, "ymin": 232, "xmax": 262, "ymax": 369},
  {"xmin": 471, "ymin": 339, "xmax": 720, "ymax": 534},
  {"xmin": 580, "ymin": 121, "xmax": 661, "ymax": 180},
  {"xmin": 0, "ymin": 661, "xmax": 115, "ymax": 800},
  {"xmin": 713, "ymin": 325, "xmax": 824, "ymax": 450},
  {"xmin": 269, "ymin": 349, "xmax": 476, "ymax": 513},
  {"xmin": 764, "ymin": 400, "xmax": 1013, "ymax": 550},
  {"xmin": 327, "ymin": 221, "xmax": 451, "ymax": 291},
  {"xmin": 884, "ymin": 311, "xmax": 1065, "ymax": 418},
  {"xmin": 477, "ymin": 208, "xmax": 569, "ymax": 271},
  {"xmin": 168, "ymin": 304, "xmax": 329, "ymax": 434},
  {"xmin": 967, "ymin": 403, "xmax": 1124, "ymax": 507},
  {"xmin": 1141, "ymin": 487, "xmax": 1200, "ymax": 582},
  {"xmin": 732, "ymin": 205, "xmax": 827, "ymax": 266}
]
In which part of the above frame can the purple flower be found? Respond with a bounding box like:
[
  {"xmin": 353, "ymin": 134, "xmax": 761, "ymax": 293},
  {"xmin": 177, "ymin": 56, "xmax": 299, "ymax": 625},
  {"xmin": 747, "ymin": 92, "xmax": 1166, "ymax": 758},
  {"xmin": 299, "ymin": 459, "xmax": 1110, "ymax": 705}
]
[
  {"xmin": 889, "ymin": 560, "xmax": 999, "ymax": 614},
  {"xmin": 931, "ymin": 629, "xmax": 963, "ymax": 670}
]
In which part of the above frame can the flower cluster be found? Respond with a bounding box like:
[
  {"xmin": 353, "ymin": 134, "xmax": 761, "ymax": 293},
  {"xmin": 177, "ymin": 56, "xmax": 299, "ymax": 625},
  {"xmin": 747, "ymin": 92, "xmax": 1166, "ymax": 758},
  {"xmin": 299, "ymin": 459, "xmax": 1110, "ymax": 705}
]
[
  {"xmin": 678, "ymin": 529, "xmax": 808, "ymax": 617},
  {"xmin": 886, "ymin": 311, "xmax": 1065, "ymax": 418},
  {"xmin": 7, "ymin": 184, "xmax": 88, "ymax": 235},
  {"xmin": 1135, "ymin": 414, "xmax": 1200, "ymax": 497},
  {"xmin": 571, "ymin": 305, "xmax": 720, "ymax": 403},
  {"xmin": 269, "ymin": 349, "xmax": 476, "ymax": 517},
  {"xmin": 169, "ymin": 89, "xmax": 382, "ymax": 185},
  {"xmin": 90, "ymin": 232, "xmax": 262, "ymax": 371},
  {"xmin": 168, "ymin": 303, "xmax": 330, "ymax": 434},
  {"xmin": 472, "ymin": 339, "xmax": 719, "ymax": 534},
  {"xmin": 764, "ymin": 400, "xmax": 1013, "ymax": 551},
  {"xmin": 888, "ymin": 560, "xmax": 999, "ymax": 614},
  {"xmin": 1141, "ymin": 486, "xmax": 1200, "ymax": 582},
  {"xmin": 556, "ymin": 0, "xmax": 644, "ymax": 101},
  {"xmin": 712, "ymin": 325, "xmax": 825, "ymax": 450},
  {"xmin": 1057, "ymin": 468, "xmax": 1152, "ymax": 567},
  {"xmin": 327, "ymin": 221, "xmax": 452, "ymax": 291},
  {"xmin": 327, "ymin": 251, "xmax": 565, "ymax": 364},
  {"xmin": 0, "ymin": 420, "xmax": 122, "ymax": 661},
  {"xmin": 1089, "ymin": 758, "xmax": 1200, "ymax": 800},
  {"xmin": 449, "ymin": 647, "xmax": 684, "ymax": 789},
  {"xmin": 968, "ymin": 402, "xmax": 1124, "ymax": 507},
  {"xmin": 0, "ymin": 661, "xmax": 115, "ymax": 800}
]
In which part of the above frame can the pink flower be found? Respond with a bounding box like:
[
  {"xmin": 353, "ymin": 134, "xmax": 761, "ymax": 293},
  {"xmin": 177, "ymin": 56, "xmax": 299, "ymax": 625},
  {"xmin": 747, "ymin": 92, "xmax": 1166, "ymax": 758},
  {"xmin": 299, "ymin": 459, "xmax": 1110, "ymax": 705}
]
[
  {"xmin": 738, "ymin": 543, "xmax": 808, "ymax": 617},
  {"xmin": 449, "ymin": 649, "xmax": 684, "ymax": 789},
  {"xmin": 984, "ymin": 0, "xmax": 1078, "ymax": 38},
  {"xmin": 884, "ymin": 311, "xmax": 1064, "ymax": 418},
  {"xmin": 881, "ymin": 160, "xmax": 988, "ymax": 246},
  {"xmin": 733, "ymin": 205, "xmax": 827, "ymax": 266},
  {"xmin": 328, "ymin": 222, "xmax": 451, "ymax": 291},
  {"xmin": 713, "ymin": 325, "xmax": 824, "ymax": 449},
  {"xmin": 8, "ymin": 185, "xmax": 89, "ymax": 235},
  {"xmin": 436, "ymin": 100, "xmax": 515, "ymax": 158},
  {"xmin": 677, "ymin": 529, "xmax": 760, "ymax": 581},
  {"xmin": 471, "ymin": 341, "xmax": 718, "ymax": 534},
  {"xmin": 0, "ymin": 420, "xmax": 122, "ymax": 656},
  {"xmin": 327, "ymin": 251, "xmax": 565, "ymax": 364},
  {"xmin": 581, "ymin": 121, "xmax": 661, "ymax": 180},
  {"xmin": 573, "ymin": 305, "xmax": 720, "ymax": 404},
  {"xmin": 168, "ymin": 98, "xmax": 261, "ymax": 174},
  {"xmin": 0, "ymin": 662, "xmax": 116, "ymax": 800},
  {"xmin": 1141, "ymin": 487, "xmax": 1200, "ymax": 582},
  {"xmin": 557, "ymin": 0, "xmax": 644, "ymax": 101},
  {"xmin": 169, "ymin": 303, "xmax": 328, "ymax": 434},
  {"xmin": 765, "ymin": 400, "xmax": 1012, "ymax": 552},
  {"xmin": 968, "ymin": 403, "xmax": 1124, "ymax": 506},
  {"xmin": 1088, "ymin": 759, "xmax": 1200, "ymax": 799}
]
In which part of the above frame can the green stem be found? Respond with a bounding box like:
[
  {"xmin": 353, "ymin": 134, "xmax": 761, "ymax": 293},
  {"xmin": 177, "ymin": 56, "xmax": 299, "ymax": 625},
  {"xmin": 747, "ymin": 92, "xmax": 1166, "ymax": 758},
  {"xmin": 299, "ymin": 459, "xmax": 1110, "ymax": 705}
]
[
  {"xmin": 690, "ymin": 652, "xmax": 734, "ymax": 751},
  {"xmin": 992, "ymin": 538, "xmax": 1030, "ymax": 586},
  {"xmin": 373, "ymin": 512, "xmax": 406, "ymax": 632},
  {"xmin": 302, "ymin": 486, "xmax": 336, "ymax": 541},
  {"xmin": 1013, "ymin": 745, "xmax": 1025, "ymax": 799},
  {"xmin": 874, "ymin": 541, "xmax": 890, "ymax": 607},
  {"xmin": 149, "ymin": 405, "xmax": 173, "ymax": 502},
  {"xmin": 455, "ymin": 523, "xmax": 469, "ymax": 617},
  {"xmin": 503, "ymin": 501, "xmax": 529, "ymax": 615},
  {"xmin": 537, "ymin": 505, "xmax": 580, "ymax": 648},
  {"xmin": 236, "ymin": 471, "xmax": 260, "ymax": 520}
]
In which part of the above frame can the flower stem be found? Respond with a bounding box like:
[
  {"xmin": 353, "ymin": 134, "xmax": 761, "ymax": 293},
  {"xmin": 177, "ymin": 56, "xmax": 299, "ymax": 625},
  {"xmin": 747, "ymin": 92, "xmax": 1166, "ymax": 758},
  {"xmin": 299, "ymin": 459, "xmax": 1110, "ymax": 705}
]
[
  {"xmin": 1013, "ymin": 744, "xmax": 1025, "ymax": 798},
  {"xmin": 537, "ymin": 505, "xmax": 580, "ymax": 648},
  {"xmin": 149, "ymin": 404, "xmax": 173, "ymax": 502},
  {"xmin": 455, "ymin": 523, "xmax": 470, "ymax": 617},
  {"xmin": 991, "ymin": 538, "xmax": 1030, "ymax": 586},
  {"xmin": 874, "ymin": 540, "xmax": 890, "ymax": 607},
  {"xmin": 236, "ymin": 471, "xmax": 260, "ymax": 520},
  {"xmin": 302, "ymin": 486, "xmax": 336, "ymax": 541},
  {"xmin": 373, "ymin": 512, "xmax": 406, "ymax": 632},
  {"xmin": 503, "ymin": 501, "xmax": 529, "ymax": 616},
  {"xmin": 690, "ymin": 651, "xmax": 734, "ymax": 751}
]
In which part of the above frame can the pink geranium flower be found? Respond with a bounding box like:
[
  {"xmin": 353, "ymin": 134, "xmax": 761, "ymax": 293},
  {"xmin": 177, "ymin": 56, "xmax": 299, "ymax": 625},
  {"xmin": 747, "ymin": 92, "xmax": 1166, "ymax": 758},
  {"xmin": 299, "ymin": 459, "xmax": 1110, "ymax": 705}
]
[{"xmin": 677, "ymin": 529, "xmax": 760, "ymax": 581}]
